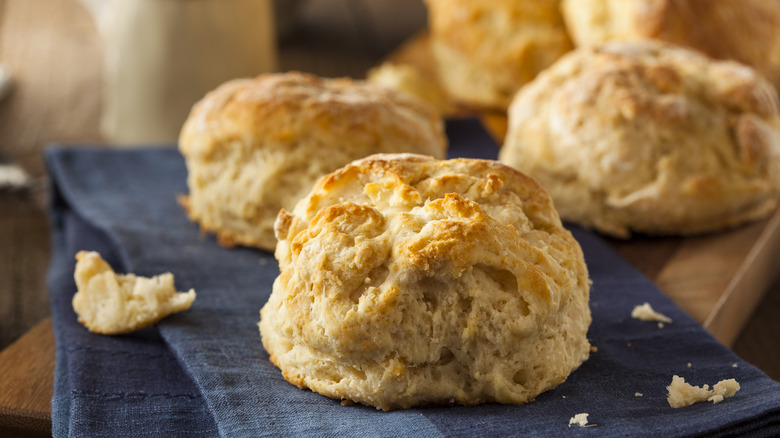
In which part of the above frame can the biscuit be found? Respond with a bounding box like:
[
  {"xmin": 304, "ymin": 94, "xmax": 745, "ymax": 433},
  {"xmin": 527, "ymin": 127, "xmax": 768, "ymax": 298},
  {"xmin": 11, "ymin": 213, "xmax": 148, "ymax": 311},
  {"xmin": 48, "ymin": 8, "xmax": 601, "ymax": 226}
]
[
  {"xmin": 499, "ymin": 40, "xmax": 780, "ymax": 237},
  {"xmin": 561, "ymin": 0, "xmax": 780, "ymax": 90},
  {"xmin": 72, "ymin": 251, "xmax": 196, "ymax": 335},
  {"xmin": 367, "ymin": 62, "xmax": 453, "ymax": 115},
  {"xmin": 179, "ymin": 72, "xmax": 447, "ymax": 251},
  {"xmin": 424, "ymin": 0, "xmax": 572, "ymax": 110},
  {"xmin": 259, "ymin": 153, "xmax": 591, "ymax": 410}
]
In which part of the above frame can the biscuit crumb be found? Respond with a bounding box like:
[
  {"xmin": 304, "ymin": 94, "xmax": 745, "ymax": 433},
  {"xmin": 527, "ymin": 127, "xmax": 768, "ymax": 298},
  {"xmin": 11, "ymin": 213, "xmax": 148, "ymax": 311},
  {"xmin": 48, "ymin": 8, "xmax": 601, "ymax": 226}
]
[
  {"xmin": 569, "ymin": 413, "xmax": 594, "ymax": 427},
  {"xmin": 666, "ymin": 375, "xmax": 740, "ymax": 408},
  {"xmin": 72, "ymin": 251, "xmax": 196, "ymax": 335},
  {"xmin": 632, "ymin": 302, "xmax": 672, "ymax": 323},
  {"xmin": 732, "ymin": 363, "xmax": 739, "ymax": 368},
  {"xmin": 687, "ymin": 363, "xmax": 692, "ymax": 368},
  {"xmin": 635, "ymin": 392, "xmax": 643, "ymax": 397}
]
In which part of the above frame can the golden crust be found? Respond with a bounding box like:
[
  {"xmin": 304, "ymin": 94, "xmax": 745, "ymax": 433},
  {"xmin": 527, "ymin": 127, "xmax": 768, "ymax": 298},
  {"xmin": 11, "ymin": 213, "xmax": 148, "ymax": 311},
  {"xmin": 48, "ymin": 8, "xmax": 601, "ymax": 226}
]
[
  {"xmin": 179, "ymin": 72, "xmax": 447, "ymax": 251},
  {"xmin": 424, "ymin": 0, "xmax": 572, "ymax": 110},
  {"xmin": 499, "ymin": 40, "xmax": 780, "ymax": 237},
  {"xmin": 259, "ymin": 153, "xmax": 591, "ymax": 410},
  {"xmin": 562, "ymin": 0, "xmax": 780, "ymax": 90}
]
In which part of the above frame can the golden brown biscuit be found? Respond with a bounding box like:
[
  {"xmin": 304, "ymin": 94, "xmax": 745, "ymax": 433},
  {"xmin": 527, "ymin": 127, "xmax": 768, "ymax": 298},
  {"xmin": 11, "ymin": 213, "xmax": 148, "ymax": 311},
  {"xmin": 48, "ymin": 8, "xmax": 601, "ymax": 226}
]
[
  {"xmin": 179, "ymin": 72, "xmax": 447, "ymax": 251},
  {"xmin": 561, "ymin": 0, "xmax": 780, "ymax": 90},
  {"xmin": 259, "ymin": 153, "xmax": 591, "ymax": 410},
  {"xmin": 500, "ymin": 40, "xmax": 780, "ymax": 237},
  {"xmin": 424, "ymin": 0, "xmax": 572, "ymax": 110}
]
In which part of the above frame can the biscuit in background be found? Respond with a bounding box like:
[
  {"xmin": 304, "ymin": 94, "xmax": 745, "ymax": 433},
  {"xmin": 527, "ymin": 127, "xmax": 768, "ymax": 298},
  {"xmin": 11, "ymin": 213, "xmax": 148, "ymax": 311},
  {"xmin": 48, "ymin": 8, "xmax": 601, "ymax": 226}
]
[
  {"xmin": 179, "ymin": 72, "xmax": 447, "ymax": 251},
  {"xmin": 500, "ymin": 40, "xmax": 780, "ymax": 237},
  {"xmin": 561, "ymin": 0, "xmax": 780, "ymax": 90},
  {"xmin": 367, "ymin": 62, "xmax": 454, "ymax": 116},
  {"xmin": 424, "ymin": 0, "xmax": 572, "ymax": 110},
  {"xmin": 260, "ymin": 153, "xmax": 591, "ymax": 410}
]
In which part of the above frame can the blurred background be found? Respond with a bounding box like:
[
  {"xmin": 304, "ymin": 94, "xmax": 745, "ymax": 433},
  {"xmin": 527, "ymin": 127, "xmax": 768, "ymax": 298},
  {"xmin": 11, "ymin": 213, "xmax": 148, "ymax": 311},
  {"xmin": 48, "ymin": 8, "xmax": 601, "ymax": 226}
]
[{"xmin": 0, "ymin": 0, "xmax": 427, "ymax": 180}]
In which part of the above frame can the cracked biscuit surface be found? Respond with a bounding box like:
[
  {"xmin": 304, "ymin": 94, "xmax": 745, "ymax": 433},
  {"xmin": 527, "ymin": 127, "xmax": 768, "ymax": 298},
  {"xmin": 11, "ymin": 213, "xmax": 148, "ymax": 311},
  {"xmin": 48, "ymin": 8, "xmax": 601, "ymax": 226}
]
[
  {"xmin": 259, "ymin": 153, "xmax": 591, "ymax": 410},
  {"xmin": 500, "ymin": 40, "xmax": 780, "ymax": 237},
  {"xmin": 179, "ymin": 72, "xmax": 447, "ymax": 251}
]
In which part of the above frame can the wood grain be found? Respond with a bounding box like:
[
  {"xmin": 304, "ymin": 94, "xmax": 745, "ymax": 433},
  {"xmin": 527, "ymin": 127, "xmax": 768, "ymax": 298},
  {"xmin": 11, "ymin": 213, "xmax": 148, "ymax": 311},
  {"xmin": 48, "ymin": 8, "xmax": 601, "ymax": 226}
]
[
  {"xmin": 704, "ymin": 208, "xmax": 780, "ymax": 345},
  {"xmin": 0, "ymin": 318, "xmax": 54, "ymax": 438},
  {"xmin": 0, "ymin": 192, "xmax": 51, "ymax": 350},
  {"xmin": 733, "ymin": 278, "xmax": 780, "ymax": 381}
]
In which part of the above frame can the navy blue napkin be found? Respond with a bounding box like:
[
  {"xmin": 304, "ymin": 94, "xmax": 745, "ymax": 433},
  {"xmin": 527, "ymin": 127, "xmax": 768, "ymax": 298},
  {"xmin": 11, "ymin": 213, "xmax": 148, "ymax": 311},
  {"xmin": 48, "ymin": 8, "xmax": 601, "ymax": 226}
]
[{"xmin": 47, "ymin": 119, "xmax": 780, "ymax": 437}]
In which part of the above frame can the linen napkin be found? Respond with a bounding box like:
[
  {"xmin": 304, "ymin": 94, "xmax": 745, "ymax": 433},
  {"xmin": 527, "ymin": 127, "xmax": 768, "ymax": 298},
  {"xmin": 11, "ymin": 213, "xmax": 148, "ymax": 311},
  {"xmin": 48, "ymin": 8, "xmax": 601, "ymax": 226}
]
[{"xmin": 47, "ymin": 119, "xmax": 780, "ymax": 437}]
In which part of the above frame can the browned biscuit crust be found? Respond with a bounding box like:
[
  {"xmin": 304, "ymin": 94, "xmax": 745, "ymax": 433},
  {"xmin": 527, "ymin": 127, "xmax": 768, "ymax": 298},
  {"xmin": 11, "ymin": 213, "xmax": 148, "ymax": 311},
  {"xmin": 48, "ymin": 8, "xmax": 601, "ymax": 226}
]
[
  {"xmin": 260, "ymin": 153, "xmax": 591, "ymax": 410},
  {"xmin": 500, "ymin": 40, "xmax": 780, "ymax": 237},
  {"xmin": 179, "ymin": 72, "xmax": 447, "ymax": 251}
]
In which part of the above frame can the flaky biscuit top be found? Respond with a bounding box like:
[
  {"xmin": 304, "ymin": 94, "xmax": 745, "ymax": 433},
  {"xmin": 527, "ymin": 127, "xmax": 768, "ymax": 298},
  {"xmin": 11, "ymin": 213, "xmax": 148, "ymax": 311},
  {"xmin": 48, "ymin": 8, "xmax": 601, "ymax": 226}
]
[
  {"xmin": 501, "ymin": 40, "xmax": 780, "ymax": 236},
  {"xmin": 263, "ymin": 154, "xmax": 591, "ymax": 409},
  {"xmin": 548, "ymin": 42, "xmax": 779, "ymax": 192},
  {"xmin": 179, "ymin": 72, "xmax": 445, "ymax": 159},
  {"xmin": 178, "ymin": 72, "xmax": 447, "ymax": 251}
]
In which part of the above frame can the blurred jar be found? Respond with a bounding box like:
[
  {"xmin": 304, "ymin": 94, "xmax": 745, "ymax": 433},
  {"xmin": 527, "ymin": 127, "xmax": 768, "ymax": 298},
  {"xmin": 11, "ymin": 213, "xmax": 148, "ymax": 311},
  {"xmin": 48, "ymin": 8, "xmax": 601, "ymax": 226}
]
[{"xmin": 80, "ymin": 0, "xmax": 278, "ymax": 144}]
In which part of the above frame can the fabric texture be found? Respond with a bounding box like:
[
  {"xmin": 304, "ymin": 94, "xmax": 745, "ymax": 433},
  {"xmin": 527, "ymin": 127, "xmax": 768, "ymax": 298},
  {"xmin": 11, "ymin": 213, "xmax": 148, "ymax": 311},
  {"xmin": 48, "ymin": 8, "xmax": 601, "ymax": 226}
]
[{"xmin": 47, "ymin": 118, "xmax": 780, "ymax": 437}]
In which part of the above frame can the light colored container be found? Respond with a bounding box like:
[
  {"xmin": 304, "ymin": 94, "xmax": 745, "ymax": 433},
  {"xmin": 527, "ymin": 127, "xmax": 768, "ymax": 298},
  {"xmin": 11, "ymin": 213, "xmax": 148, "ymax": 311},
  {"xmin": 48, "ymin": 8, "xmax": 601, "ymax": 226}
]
[{"xmin": 80, "ymin": 0, "xmax": 278, "ymax": 144}]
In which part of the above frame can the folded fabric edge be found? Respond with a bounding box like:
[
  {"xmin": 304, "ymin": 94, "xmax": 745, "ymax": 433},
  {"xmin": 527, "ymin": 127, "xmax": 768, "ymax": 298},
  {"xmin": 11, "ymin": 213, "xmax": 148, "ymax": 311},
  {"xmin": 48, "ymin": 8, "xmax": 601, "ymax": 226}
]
[
  {"xmin": 44, "ymin": 146, "xmax": 220, "ymax": 437},
  {"xmin": 46, "ymin": 196, "xmax": 73, "ymax": 438},
  {"xmin": 45, "ymin": 146, "xmax": 135, "ymax": 273}
]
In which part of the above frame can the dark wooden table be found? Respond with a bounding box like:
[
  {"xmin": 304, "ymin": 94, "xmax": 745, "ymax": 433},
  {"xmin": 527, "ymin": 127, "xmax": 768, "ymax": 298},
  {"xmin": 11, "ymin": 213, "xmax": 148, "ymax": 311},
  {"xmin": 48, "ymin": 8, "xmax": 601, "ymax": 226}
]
[{"xmin": 0, "ymin": 1, "xmax": 778, "ymax": 437}]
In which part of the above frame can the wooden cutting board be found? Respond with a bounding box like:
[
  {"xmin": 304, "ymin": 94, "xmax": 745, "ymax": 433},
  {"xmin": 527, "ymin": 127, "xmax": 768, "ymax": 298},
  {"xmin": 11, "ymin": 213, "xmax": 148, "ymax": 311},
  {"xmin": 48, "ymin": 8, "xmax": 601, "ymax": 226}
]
[{"xmin": 382, "ymin": 32, "xmax": 780, "ymax": 347}]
